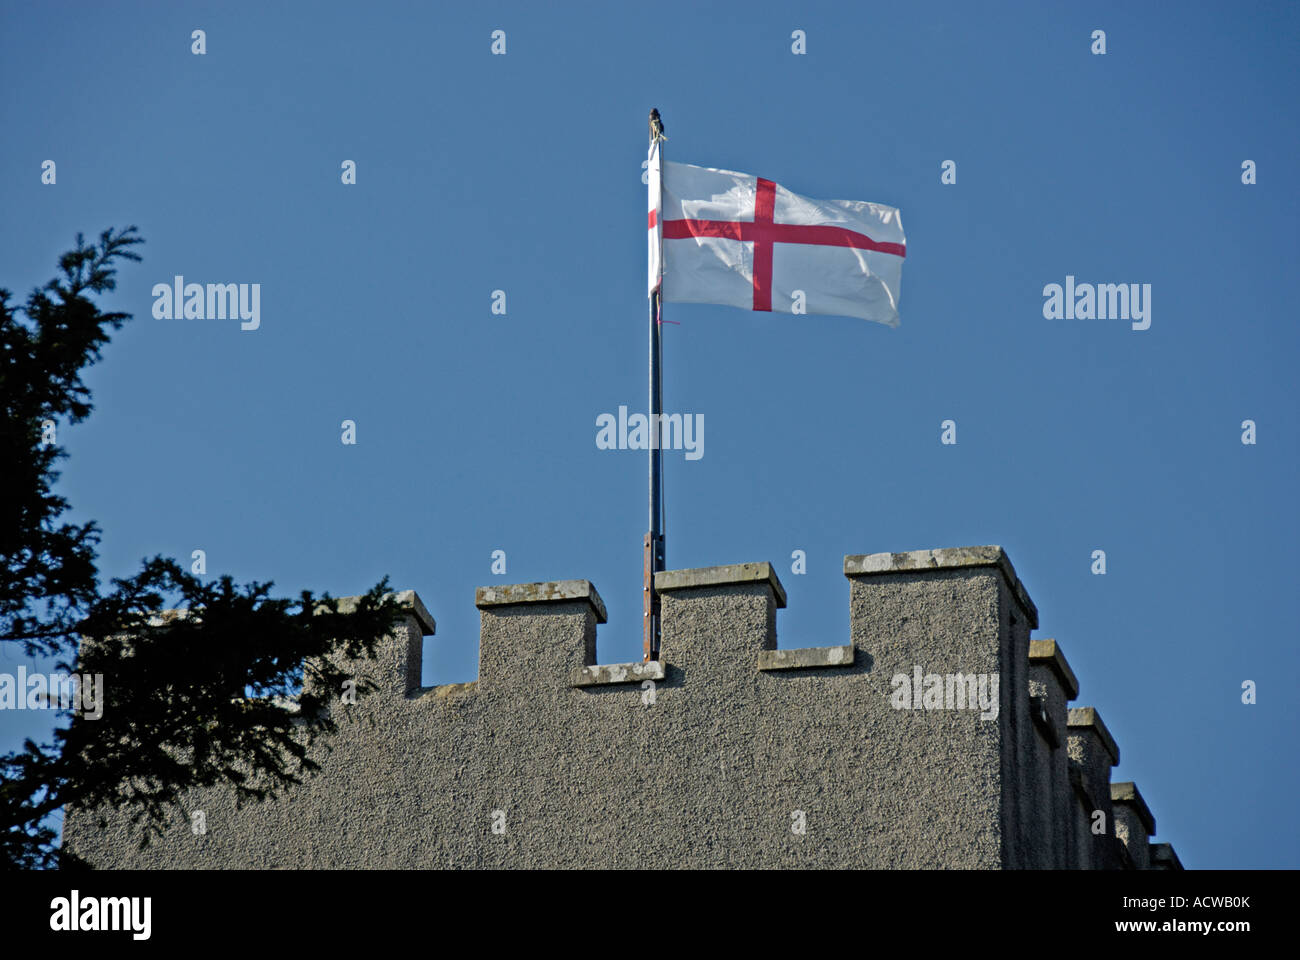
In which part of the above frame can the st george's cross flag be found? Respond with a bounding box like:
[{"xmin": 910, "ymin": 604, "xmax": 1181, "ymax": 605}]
[{"xmin": 647, "ymin": 141, "xmax": 906, "ymax": 326}]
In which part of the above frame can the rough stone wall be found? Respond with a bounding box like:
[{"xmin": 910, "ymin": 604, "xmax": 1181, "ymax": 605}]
[
  {"xmin": 1026, "ymin": 639, "xmax": 1079, "ymax": 868},
  {"xmin": 63, "ymin": 546, "xmax": 1180, "ymax": 869}
]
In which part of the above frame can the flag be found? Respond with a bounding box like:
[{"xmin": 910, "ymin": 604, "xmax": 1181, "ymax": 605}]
[
  {"xmin": 648, "ymin": 139, "xmax": 663, "ymax": 299},
  {"xmin": 648, "ymin": 147, "xmax": 906, "ymax": 326}
]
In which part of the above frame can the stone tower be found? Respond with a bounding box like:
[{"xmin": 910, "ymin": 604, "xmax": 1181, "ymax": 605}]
[{"xmin": 64, "ymin": 545, "xmax": 1180, "ymax": 869}]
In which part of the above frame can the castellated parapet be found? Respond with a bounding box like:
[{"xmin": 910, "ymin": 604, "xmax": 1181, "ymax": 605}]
[{"xmin": 64, "ymin": 546, "xmax": 1181, "ymax": 869}]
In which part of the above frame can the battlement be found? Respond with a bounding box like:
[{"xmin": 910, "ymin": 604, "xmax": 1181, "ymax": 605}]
[{"xmin": 64, "ymin": 545, "xmax": 1180, "ymax": 870}]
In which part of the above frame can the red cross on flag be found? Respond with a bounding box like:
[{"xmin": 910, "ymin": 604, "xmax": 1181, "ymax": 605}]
[{"xmin": 647, "ymin": 142, "xmax": 906, "ymax": 326}]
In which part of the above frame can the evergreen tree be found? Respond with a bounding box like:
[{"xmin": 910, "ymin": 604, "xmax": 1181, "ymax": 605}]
[{"xmin": 1, "ymin": 228, "xmax": 402, "ymax": 869}]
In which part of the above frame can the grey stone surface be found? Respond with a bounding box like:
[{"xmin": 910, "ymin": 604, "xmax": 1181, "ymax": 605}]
[
  {"xmin": 1067, "ymin": 707, "xmax": 1124, "ymax": 869},
  {"xmin": 570, "ymin": 660, "xmax": 665, "ymax": 687},
  {"xmin": 757, "ymin": 645, "xmax": 854, "ymax": 671},
  {"xmin": 1069, "ymin": 707, "xmax": 1119, "ymax": 765},
  {"xmin": 1149, "ymin": 842, "xmax": 1184, "ymax": 871},
  {"xmin": 1110, "ymin": 781, "xmax": 1156, "ymax": 869},
  {"xmin": 335, "ymin": 588, "xmax": 435, "ymax": 635},
  {"xmin": 655, "ymin": 562, "xmax": 787, "ymax": 608},
  {"xmin": 1110, "ymin": 781, "xmax": 1155, "ymax": 833},
  {"xmin": 844, "ymin": 546, "xmax": 1038, "ymax": 629},
  {"xmin": 64, "ymin": 545, "xmax": 1175, "ymax": 870},
  {"xmin": 1028, "ymin": 639, "xmax": 1078, "ymax": 700},
  {"xmin": 475, "ymin": 579, "xmax": 607, "ymax": 623},
  {"xmin": 1025, "ymin": 638, "xmax": 1078, "ymax": 867}
]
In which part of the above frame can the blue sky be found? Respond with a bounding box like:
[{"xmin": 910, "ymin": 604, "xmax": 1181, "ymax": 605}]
[{"xmin": 2, "ymin": 0, "xmax": 1296, "ymax": 868}]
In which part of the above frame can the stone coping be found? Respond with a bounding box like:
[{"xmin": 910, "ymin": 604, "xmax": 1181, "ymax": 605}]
[
  {"xmin": 1111, "ymin": 781, "xmax": 1156, "ymax": 835},
  {"xmin": 1150, "ymin": 843, "xmax": 1183, "ymax": 870},
  {"xmin": 334, "ymin": 589, "xmax": 436, "ymax": 636},
  {"xmin": 843, "ymin": 546, "xmax": 1038, "ymax": 629},
  {"xmin": 655, "ymin": 562, "xmax": 787, "ymax": 608},
  {"xmin": 145, "ymin": 588, "xmax": 438, "ymax": 638},
  {"xmin": 1068, "ymin": 706, "xmax": 1120, "ymax": 766},
  {"xmin": 413, "ymin": 681, "xmax": 478, "ymax": 701},
  {"xmin": 1028, "ymin": 638, "xmax": 1079, "ymax": 700},
  {"xmin": 570, "ymin": 660, "xmax": 665, "ymax": 687},
  {"xmin": 758, "ymin": 645, "xmax": 855, "ymax": 671},
  {"xmin": 475, "ymin": 580, "xmax": 607, "ymax": 624}
]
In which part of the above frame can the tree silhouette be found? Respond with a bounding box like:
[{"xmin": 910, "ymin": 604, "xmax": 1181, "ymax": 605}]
[{"xmin": 1, "ymin": 228, "xmax": 402, "ymax": 869}]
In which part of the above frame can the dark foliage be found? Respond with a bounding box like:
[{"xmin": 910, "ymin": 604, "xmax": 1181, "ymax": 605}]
[{"xmin": 1, "ymin": 229, "xmax": 402, "ymax": 869}]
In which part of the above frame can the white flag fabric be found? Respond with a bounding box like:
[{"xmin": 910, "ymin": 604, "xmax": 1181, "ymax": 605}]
[
  {"xmin": 648, "ymin": 139, "xmax": 662, "ymax": 297},
  {"xmin": 647, "ymin": 148, "xmax": 906, "ymax": 326}
]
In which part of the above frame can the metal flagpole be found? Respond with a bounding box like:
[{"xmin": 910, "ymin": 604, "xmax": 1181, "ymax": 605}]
[{"xmin": 644, "ymin": 112, "xmax": 666, "ymax": 662}]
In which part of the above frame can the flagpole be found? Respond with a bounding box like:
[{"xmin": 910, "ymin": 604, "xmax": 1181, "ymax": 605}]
[{"xmin": 644, "ymin": 120, "xmax": 666, "ymax": 662}]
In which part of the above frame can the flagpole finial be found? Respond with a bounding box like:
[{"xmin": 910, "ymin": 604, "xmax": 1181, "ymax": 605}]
[{"xmin": 649, "ymin": 108, "xmax": 667, "ymax": 144}]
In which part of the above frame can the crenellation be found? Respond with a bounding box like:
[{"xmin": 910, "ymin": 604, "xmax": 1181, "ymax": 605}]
[
  {"xmin": 64, "ymin": 544, "xmax": 1180, "ymax": 870},
  {"xmin": 655, "ymin": 561, "xmax": 787, "ymax": 608},
  {"xmin": 844, "ymin": 548, "xmax": 1011, "ymax": 866},
  {"xmin": 655, "ymin": 563, "xmax": 783, "ymax": 678},
  {"xmin": 1067, "ymin": 706, "xmax": 1124, "ymax": 869},
  {"xmin": 757, "ymin": 645, "xmax": 855, "ymax": 670},
  {"xmin": 475, "ymin": 579, "xmax": 607, "ymax": 623},
  {"xmin": 1111, "ymin": 781, "xmax": 1156, "ymax": 869},
  {"xmin": 305, "ymin": 591, "xmax": 434, "ymax": 703},
  {"xmin": 415, "ymin": 680, "xmax": 477, "ymax": 701},
  {"xmin": 1149, "ymin": 842, "xmax": 1184, "ymax": 871},
  {"xmin": 570, "ymin": 660, "xmax": 665, "ymax": 687},
  {"xmin": 475, "ymin": 580, "xmax": 603, "ymax": 691},
  {"xmin": 844, "ymin": 546, "xmax": 1038, "ymax": 629},
  {"xmin": 1025, "ymin": 638, "xmax": 1078, "ymax": 867}
]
